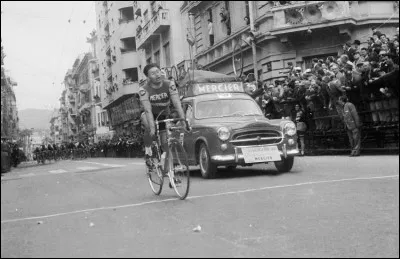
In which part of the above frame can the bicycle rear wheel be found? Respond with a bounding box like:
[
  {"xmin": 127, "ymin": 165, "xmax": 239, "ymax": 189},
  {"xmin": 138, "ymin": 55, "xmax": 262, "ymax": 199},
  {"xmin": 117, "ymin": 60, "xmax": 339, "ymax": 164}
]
[
  {"xmin": 168, "ymin": 140, "xmax": 190, "ymax": 200},
  {"xmin": 147, "ymin": 141, "xmax": 164, "ymax": 195},
  {"xmin": 232, "ymin": 41, "xmax": 243, "ymax": 78}
]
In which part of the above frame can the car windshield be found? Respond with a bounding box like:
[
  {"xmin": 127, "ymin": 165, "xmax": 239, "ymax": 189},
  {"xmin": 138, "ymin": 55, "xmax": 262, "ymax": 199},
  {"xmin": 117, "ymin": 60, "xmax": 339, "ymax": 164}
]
[{"xmin": 195, "ymin": 99, "xmax": 263, "ymax": 119}]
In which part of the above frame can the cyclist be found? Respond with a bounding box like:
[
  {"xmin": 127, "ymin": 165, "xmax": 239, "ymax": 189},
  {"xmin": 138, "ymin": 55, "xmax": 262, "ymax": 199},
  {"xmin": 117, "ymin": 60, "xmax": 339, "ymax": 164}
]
[{"xmin": 139, "ymin": 63, "xmax": 185, "ymax": 171}]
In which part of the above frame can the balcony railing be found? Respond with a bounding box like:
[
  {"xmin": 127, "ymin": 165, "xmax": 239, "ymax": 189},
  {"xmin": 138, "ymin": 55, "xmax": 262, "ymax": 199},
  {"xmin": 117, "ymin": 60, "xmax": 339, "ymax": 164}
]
[
  {"xmin": 271, "ymin": 1, "xmax": 352, "ymax": 31},
  {"xmin": 185, "ymin": 1, "xmax": 202, "ymax": 12},
  {"xmin": 136, "ymin": 9, "xmax": 170, "ymax": 49}
]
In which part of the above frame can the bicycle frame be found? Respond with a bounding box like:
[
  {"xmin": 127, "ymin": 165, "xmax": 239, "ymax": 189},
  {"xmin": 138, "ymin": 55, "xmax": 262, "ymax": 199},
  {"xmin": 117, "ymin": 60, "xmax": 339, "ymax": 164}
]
[{"xmin": 154, "ymin": 110, "xmax": 190, "ymax": 173}]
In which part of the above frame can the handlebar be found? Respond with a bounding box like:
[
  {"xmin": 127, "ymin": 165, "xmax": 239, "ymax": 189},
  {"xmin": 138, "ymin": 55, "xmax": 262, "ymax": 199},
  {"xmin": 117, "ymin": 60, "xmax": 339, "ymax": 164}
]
[{"xmin": 155, "ymin": 118, "xmax": 192, "ymax": 132}]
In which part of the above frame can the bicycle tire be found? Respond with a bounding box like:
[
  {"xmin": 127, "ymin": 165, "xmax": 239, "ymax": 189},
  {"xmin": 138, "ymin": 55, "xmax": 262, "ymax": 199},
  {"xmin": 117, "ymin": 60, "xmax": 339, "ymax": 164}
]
[
  {"xmin": 168, "ymin": 139, "xmax": 190, "ymax": 200},
  {"xmin": 147, "ymin": 141, "xmax": 164, "ymax": 195},
  {"xmin": 232, "ymin": 41, "xmax": 243, "ymax": 78}
]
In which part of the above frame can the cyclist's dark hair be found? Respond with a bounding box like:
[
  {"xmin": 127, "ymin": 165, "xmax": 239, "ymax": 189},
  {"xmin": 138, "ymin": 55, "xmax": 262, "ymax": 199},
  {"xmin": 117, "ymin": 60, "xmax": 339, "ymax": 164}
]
[{"xmin": 143, "ymin": 63, "xmax": 160, "ymax": 77}]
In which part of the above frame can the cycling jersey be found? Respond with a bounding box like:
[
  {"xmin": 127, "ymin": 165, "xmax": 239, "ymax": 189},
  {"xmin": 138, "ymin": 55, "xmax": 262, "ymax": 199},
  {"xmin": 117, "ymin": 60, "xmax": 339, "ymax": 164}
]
[
  {"xmin": 139, "ymin": 79, "xmax": 179, "ymax": 130},
  {"xmin": 139, "ymin": 79, "xmax": 179, "ymax": 117}
]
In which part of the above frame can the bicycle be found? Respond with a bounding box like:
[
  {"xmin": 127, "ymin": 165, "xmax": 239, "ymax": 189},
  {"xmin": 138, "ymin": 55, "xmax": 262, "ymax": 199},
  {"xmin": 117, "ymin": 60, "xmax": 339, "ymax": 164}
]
[{"xmin": 146, "ymin": 112, "xmax": 192, "ymax": 200}]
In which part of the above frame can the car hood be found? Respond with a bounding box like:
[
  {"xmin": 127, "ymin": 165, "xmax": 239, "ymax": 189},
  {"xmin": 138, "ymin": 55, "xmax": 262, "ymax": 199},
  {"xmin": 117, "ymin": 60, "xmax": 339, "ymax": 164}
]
[{"xmin": 195, "ymin": 116, "xmax": 291, "ymax": 131}]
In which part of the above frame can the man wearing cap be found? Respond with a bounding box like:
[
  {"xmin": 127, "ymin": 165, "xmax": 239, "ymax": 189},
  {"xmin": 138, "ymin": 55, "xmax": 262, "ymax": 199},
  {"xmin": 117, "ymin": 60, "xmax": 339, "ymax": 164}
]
[
  {"xmin": 343, "ymin": 42, "xmax": 356, "ymax": 62},
  {"xmin": 338, "ymin": 96, "xmax": 361, "ymax": 157}
]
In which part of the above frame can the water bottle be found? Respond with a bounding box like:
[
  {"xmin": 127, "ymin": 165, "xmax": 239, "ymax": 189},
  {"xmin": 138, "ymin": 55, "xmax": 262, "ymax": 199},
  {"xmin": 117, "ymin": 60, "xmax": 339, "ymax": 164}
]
[{"xmin": 179, "ymin": 133, "xmax": 184, "ymax": 146}]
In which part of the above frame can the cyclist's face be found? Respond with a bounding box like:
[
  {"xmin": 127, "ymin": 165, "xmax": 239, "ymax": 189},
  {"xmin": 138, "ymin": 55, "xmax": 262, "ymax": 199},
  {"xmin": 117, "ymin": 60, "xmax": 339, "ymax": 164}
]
[{"xmin": 148, "ymin": 67, "xmax": 162, "ymax": 84}]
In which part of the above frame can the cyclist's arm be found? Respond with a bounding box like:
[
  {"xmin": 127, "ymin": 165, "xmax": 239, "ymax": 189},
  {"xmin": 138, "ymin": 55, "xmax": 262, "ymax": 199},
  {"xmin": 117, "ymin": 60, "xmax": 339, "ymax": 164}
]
[
  {"xmin": 169, "ymin": 81, "xmax": 185, "ymax": 119},
  {"xmin": 139, "ymin": 87, "xmax": 156, "ymax": 133}
]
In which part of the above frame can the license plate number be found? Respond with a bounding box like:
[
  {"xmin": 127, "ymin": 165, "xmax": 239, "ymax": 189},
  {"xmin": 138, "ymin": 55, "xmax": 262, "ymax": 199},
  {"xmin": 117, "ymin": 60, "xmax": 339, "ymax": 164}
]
[{"xmin": 241, "ymin": 146, "xmax": 281, "ymax": 163}]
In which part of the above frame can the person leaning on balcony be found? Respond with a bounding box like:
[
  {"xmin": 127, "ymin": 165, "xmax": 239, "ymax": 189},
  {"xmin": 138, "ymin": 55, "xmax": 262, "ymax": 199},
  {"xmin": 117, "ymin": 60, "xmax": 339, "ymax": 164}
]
[
  {"xmin": 208, "ymin": 19, "xmax": 214, "ymax": 47},
  {"xmin": 220, "ymin": 6, "xmax": 231, "ymax": 35},
  {"xmin": 337, "ymin": 95, "xmax": 362, "ymax": 157}
]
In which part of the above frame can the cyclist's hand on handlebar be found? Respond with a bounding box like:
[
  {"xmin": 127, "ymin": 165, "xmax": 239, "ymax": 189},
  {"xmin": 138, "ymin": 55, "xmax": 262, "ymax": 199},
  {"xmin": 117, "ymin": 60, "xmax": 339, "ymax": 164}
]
[{"xmin": 182, "ymin": 119, "xmax": 192, "ymax": 132}]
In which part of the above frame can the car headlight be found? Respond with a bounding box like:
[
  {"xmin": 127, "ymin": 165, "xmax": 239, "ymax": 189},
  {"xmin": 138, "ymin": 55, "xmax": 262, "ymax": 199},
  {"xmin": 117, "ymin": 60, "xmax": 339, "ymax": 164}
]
[
  {"xmin": 284, "ymin": 122, "xmax": 297, "ymax": 136},
  {"xmin": 217, "ymin": 127, "xmax": 230, "ymax": 141}
]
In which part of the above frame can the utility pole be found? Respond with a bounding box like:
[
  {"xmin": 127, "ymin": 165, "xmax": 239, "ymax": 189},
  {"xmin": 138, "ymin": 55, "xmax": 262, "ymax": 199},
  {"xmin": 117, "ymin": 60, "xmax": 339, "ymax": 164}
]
[{"xmin": 249, "ymin": 1, "xmax": 258, "ymax": 83}]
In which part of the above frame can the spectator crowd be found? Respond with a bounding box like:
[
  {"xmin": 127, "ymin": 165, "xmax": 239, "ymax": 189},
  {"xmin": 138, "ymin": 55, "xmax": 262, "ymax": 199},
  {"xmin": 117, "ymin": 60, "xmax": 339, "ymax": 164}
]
[{"xmin": 245, "ymin": 26, "xmax": 399, "ymax": 154}]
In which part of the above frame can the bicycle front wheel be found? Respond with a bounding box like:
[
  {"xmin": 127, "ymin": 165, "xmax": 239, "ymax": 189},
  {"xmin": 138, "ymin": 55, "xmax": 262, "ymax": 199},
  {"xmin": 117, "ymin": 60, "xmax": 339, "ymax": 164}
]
[
  {"xmin": 168, "ymin": 140, "xmax": 190, "ymax": 200},
  {"xmin": 147, "ymin": 141, "xmax": 164, "ymax": 195}
]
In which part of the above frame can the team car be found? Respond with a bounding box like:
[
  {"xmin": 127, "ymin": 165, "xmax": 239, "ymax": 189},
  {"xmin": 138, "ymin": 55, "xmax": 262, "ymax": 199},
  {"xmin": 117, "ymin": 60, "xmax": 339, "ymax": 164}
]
[{"xmin": 175, "ymin": 70, "xmax": 299, "ymax": 179}]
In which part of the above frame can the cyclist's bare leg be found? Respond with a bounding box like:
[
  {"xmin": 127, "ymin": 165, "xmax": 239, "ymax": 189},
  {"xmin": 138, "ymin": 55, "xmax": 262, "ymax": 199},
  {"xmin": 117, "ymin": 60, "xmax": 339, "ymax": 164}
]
[
  {"xmin": 159, "ymin": 130, "xmax": 169, "ymax": 174},
  {"xmin": 141, "ymin": 112, "xmax": 152, "ymax": 148}
]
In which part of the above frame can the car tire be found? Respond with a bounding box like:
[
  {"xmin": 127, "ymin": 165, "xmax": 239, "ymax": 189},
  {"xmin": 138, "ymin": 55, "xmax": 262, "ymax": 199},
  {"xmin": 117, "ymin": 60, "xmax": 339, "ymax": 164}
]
[
  {"xmin": 199, "ymin": 143, "xmax": 217, "ymax": 179},
  {"xmin": 274, "ymin": 156, "xmax": 294, "ymax": 173}
]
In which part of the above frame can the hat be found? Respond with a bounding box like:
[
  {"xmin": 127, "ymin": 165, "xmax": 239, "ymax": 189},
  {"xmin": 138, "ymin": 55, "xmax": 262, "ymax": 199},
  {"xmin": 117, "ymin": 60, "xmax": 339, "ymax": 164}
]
[{"xmin": 353, "ymin": 40, "xmax": 361, "ymax": 45}]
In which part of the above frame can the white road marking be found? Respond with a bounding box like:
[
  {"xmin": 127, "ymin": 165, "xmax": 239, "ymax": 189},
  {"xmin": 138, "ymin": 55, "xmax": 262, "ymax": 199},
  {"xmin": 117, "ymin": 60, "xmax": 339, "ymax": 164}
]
[
  {"xmin": 74, "ymin": 161, "xmax": 126, "ymax": 168},
  {"xmin": 20, "ymin": 173, "xmax": 35, "ymax": 177},
  {"xmin": 1, "ymin": 174, "xmax": 398, "ymax": 224},
  {"xmin": 49, "ymin": 169, "xmax": 68, "ymax": 174},
  {"xmin": 76, "ymin": 166, "xmax": 100, "ymax": 171}
]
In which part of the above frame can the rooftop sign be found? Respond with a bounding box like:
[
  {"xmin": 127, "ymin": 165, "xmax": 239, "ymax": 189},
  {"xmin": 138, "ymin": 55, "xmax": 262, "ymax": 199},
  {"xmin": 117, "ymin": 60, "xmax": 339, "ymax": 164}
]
[{"xmin": 180, "ymin": 82, "xmax": 244, "ymax": 97}]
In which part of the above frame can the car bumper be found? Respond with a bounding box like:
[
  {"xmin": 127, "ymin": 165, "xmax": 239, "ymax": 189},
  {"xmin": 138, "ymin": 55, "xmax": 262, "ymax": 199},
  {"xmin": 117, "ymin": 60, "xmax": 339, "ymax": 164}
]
[{"xmin": 211, "ymin": 145, "xmax": 299, "ymax": 165}]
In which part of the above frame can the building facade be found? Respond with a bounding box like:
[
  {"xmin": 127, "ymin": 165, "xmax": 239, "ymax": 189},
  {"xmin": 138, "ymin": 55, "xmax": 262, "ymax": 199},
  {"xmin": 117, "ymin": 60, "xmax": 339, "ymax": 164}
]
[
  {"xmin": 87, "ymin": 30, "xmax": 113, "ymax": 143},
  {"xmin": 95, "ymin": 1, "xmax": 141, "ymax": 137},
  {"xmin": 180, "ymin": 1, "xmax": 399, "ymax": 84},
  {"xmin": 1, "ymin": 39, "xmax": 19, "ymax": 140},
  {"xmin": 134, "ymin": 1, "xmax": 192, "ymax": 82},
  {"xmin": 49, "ymin": 113, "xmax": 62, "ymax": 145}
]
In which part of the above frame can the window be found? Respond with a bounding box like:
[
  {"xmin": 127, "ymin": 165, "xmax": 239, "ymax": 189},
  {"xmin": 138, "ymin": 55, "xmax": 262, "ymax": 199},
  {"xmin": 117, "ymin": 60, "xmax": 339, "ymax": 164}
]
[
  {"xmin": 120, "ymin": 37, "xmax": 136, "ymax": 52},
  {"xmin": 163, "ymin": 42, "xmax": 171, "ymax": 67},
  {"xmin": 119, "ymin": 7, "xmax": 134, "ymax": 22},
  {"xmin": 154, "ymin": 51, "xmax": 160, "ymax": 67},
  {"xmin": 123, "ymin": 68, "xmax": 139, "ymax": 82}
]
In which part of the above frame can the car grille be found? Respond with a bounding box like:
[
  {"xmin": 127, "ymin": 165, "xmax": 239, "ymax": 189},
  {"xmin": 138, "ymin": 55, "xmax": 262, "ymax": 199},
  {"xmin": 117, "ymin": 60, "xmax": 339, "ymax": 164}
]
[{"xmin": 230, "ymin": 130, "xmax": 283, "ymax": 147}]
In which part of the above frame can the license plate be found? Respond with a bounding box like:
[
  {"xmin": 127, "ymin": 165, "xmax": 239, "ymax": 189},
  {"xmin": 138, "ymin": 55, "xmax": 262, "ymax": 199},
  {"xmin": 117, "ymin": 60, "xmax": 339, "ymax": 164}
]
[{"xmin": 241, "ymin": 146, "xmax": 281, "ymax": 163}]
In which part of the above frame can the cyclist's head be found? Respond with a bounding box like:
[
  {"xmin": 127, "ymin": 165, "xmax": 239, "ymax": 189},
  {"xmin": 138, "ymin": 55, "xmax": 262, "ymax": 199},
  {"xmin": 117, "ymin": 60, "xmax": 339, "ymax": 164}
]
[{"xmin": 143, "ymin": 63, "xmax": 162, "ymax": 84}]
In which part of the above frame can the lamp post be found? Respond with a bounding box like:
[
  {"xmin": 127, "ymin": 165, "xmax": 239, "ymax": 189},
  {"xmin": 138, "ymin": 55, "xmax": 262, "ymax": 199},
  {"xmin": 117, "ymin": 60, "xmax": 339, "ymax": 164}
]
[{"xmin": 249, "ymin": 1, "xmax": 258, "ymax": 83}]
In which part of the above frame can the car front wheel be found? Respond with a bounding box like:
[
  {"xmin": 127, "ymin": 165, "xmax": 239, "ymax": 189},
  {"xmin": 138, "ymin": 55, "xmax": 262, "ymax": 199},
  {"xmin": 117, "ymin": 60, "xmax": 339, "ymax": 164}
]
[
  {"xmin": 274, "ymin": 156, "xmax": 294, "ymax": 173},
  {"xmin": 199, "ymin": 143, "xmax": 217, "ymax": 179}
]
